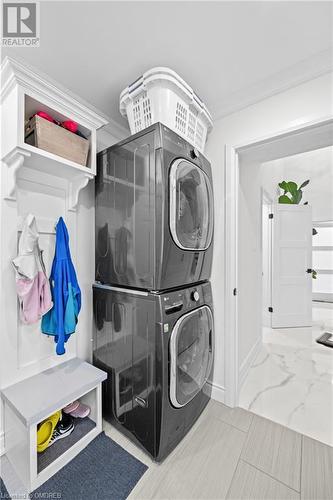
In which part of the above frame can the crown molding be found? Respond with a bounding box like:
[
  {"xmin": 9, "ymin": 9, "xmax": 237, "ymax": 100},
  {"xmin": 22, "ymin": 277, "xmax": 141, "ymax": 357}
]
[
  {"xmin": 97, "ymin": 122, "xmax": 129, "ymax": 152},
  {"xmin": 95, "ymin": 49, "xmax": 333, "ymax": 139},
  {"xmin": 101, "ymin": 119, "xmax": 129, "ymax": 142},
  {"xmin": 0, "ymin": 56, "xmax": 129, "ymax": 143},
  {"xmin": 0, "ymin": 56, "xmax": 109, "ymax": 129},
  {"xmin": 4, "ymin": 48, "xmax": 330, "ymax": 143},
  {"xmin": 210, "ymin": 49, "xmax": 333, "ymax": 121}
]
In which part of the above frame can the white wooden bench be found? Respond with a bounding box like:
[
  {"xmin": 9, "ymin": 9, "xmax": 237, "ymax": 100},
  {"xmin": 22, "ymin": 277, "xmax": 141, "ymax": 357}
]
[{"xmin": 1, "ymin": 358, "xmax": 107, "ymax": 493}]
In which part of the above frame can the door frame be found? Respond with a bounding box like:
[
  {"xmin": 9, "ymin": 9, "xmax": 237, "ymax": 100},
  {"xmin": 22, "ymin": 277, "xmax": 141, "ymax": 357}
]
[
  {"xmin": 261, "ymin": 189, "xmax": 273, "ymax": 329},
  {"xmin": 224, "ymin": 116, "xmax": 333, "ymax": 407}
]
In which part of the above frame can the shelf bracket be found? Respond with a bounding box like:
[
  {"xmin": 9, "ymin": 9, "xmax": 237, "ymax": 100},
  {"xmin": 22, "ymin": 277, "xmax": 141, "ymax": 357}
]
[
  {"xmin": 2, "ymin": 147, "xmax": 31, "ymax": 201},
  {"xmin": 69, "ymin": 173, "xmax": 93, "ymax": 212}
]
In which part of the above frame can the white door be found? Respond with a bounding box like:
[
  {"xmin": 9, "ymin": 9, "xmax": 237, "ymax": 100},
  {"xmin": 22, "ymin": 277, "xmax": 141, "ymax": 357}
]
[{"xmin": 271, "ymin": 204, "xmax": 312, "ymax": 328}]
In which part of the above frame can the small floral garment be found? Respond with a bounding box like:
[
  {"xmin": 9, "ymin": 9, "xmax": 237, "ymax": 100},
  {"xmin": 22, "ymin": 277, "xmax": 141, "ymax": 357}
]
[{"xmin": 12, "ymin": 214, "xmax": 53, "ymax": 324}]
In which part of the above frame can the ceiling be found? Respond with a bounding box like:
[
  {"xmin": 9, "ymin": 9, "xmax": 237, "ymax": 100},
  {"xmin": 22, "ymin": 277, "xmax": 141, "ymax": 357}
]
[{"xmin": 2, "ymin": 1, "xmax": 333, "ymax": 136}]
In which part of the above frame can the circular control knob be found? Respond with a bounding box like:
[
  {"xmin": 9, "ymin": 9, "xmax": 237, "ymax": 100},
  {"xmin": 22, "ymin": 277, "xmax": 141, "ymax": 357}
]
[
  {"xmin": 190, "ymin": 148, "xmax": 199, "ymax": 159},
  {"xmin": 192, "ymin": 290, "xmax": 200, "ymax": 302}
]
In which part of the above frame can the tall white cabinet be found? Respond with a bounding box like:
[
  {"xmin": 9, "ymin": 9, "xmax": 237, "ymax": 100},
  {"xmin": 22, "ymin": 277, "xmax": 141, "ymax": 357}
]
[{"xmin": 0, "ymin": 57, "xmax": 108, "ymax": 453}]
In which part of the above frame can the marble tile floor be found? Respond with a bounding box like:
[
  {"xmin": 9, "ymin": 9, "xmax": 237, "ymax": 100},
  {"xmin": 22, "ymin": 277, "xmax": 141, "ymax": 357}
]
[{"xmin": 239, "ymin": 303, "xmax": 333, "ymax": 447}]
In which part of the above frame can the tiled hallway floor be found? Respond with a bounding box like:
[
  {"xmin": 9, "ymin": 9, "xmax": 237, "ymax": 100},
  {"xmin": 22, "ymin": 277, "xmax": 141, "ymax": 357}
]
[
  {"xmin": 2, "ymin": 399, "xmax": 332, "ymax": 499},
  {"xmin": 104, "ymin": 400, "xmax": 333, "ymax": 500},
  {"xmin": 239, "ymin": 303, "xmax": 333, "ymax": 447}
]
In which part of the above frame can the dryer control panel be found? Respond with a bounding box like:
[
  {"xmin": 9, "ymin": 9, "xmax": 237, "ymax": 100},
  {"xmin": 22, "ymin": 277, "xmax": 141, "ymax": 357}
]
[{"xmin": 161, "ymin": 125, "xmax": 206, "ymax": 165}]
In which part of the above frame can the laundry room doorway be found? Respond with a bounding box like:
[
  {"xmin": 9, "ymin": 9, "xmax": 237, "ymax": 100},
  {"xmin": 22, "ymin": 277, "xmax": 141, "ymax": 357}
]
[{"xmin": 224, "ymin": 117, "xmax": 333, "ymax": 444}]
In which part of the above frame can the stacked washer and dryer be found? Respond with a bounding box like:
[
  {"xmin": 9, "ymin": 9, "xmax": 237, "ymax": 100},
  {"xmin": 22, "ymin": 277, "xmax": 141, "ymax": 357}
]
[{"xmin": 93, "ymin": 70, "xmax": 214, "ymax": 462}]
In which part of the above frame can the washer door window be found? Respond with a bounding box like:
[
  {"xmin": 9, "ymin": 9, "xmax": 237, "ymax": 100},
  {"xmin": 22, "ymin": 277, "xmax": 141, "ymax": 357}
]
[
  {"xmin": 170, "ymin": 306, "xmax": 213, "ymax": 408},
  {"xmin": 170, "ymin": 159, "xmax": 213, "ymax": 250}
]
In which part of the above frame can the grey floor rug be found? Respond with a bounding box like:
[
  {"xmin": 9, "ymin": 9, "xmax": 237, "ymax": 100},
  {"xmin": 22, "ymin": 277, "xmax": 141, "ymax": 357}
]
[
  {"xmin": 0, "ymin": 477, "xmax": 10, "ymax": 499},
  {"xmin": 4, "ymin": 432, "xmax": 147, "ymax": 500},
  {"xmin": 38, "ymin": 417, "xmax": 96, "ymax": 473}
]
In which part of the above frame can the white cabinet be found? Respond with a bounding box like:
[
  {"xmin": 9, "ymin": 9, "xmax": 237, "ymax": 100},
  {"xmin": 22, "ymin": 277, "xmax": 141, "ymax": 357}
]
[
  {"xmin": 1, "ymin": 56, "xmax": 108, "ymax": 208},
  {"xmin": 0, "ymin": 57, "xmax": 108, "ymax": 453}
]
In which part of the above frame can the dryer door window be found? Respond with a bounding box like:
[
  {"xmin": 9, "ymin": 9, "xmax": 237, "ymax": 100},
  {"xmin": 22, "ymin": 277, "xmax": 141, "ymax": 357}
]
[
  {"xmin": 170, "ymin": 159, "xmax": 213, "ymax": 250},
  {"xmin": 170, "ymin": 306, "xmax": 213, "ymax": 408}
]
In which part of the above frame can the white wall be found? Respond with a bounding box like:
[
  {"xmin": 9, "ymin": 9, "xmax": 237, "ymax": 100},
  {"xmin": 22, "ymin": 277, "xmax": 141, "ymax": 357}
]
[
  {"xmin": 238, "ymin": 159, "xmax": 263, "ymax": 378},
  {"xmin": 75, "ymin": 181, "xmax": 97, "ymax": 363},
  {"xmin": 261, "ymin": 146, "xmax": 333, "ymax": 222},
  {"xmin": 205, "ymin": 72, "xmax": 333, "ymax": 404}
]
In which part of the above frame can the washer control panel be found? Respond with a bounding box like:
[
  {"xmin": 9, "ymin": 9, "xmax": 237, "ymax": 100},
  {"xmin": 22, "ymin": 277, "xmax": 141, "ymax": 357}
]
[
  {"xmin": 162, "ymin": 285, "xmax": 204, "ymax": 317},
  {"xmin": 163, "ymin": 290, "xmax": 185, "ymax": 315}
]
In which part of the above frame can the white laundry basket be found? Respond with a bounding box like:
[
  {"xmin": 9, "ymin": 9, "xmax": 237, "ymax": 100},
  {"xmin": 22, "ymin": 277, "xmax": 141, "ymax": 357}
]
[{"xmin": 120, "ymin": 67, "xmax": 213, "ymax": 153}]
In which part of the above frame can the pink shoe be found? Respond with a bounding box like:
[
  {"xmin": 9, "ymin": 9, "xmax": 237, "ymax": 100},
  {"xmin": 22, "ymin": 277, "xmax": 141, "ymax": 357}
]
[
  {"xmin": 69, "ymin": 402, "xmax": 91, "ymax": 419},
  {"xmin": 63, "ymin": 400, "xmax": 80, "ymax": 414}
]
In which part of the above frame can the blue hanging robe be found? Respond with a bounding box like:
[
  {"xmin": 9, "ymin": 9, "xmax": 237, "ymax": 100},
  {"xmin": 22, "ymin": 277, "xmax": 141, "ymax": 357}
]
[{"xmin": 41, "ymin": 217, "xmax": 81, "ymax": 355}]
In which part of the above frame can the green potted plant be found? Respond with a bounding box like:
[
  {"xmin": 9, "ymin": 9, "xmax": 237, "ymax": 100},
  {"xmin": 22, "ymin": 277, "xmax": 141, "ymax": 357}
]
[{"xmin": 278, "ymin": 179, "xmax": 309, "ymax": 204}]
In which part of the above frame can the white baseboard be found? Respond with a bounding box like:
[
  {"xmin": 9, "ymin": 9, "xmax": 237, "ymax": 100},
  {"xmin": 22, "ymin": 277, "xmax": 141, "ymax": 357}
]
[
  {"xmin": 206, "ymin": 381, "xmax": 226, "ymax": 404},
  {"xmin": 238, "ymin": 338, "xmax": 262, "ymax": 392}
]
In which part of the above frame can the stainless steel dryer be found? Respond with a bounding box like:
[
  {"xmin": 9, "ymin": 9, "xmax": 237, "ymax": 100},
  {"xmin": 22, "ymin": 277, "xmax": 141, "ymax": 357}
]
[
  {"xmin": 95, "ymin": 123, "xmax": 214, "ymax": 291},
  {"xmin": 92, "ymin": 281, "xmax": 214, "ymax": 462}
]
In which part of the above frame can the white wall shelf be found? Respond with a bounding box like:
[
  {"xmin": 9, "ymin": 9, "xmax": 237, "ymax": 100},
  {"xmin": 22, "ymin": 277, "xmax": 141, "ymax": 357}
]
[
  {"xmin": 2, "ymin": 144, "xmax": 94, "ymax": 210},
  {"xmin": 1, "ymin": 56, "xmax": 109, "ymax": 207}
]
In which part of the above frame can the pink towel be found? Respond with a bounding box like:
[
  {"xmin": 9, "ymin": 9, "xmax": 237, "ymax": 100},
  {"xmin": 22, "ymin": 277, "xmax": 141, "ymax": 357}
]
[{"xmin": 12, "ymin": 214, "xmax": 53, "ymax": 324}]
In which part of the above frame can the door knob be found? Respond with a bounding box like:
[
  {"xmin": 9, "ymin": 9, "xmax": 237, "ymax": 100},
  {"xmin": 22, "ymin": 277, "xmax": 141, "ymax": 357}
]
[{"xmin": 306, "ymin": 268, "xmax": 313, "ymax": 274}]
